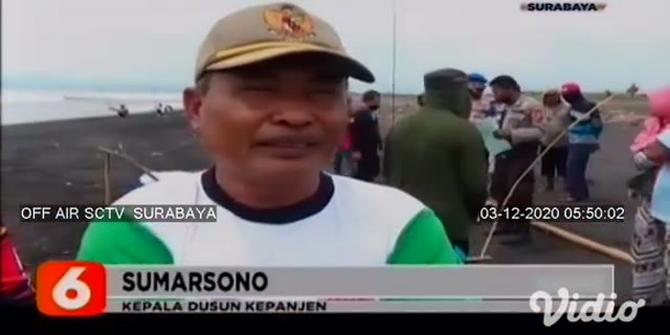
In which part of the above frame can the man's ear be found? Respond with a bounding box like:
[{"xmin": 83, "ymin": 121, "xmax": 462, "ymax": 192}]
[{"xmin": 183, "ymin": 87, "xmax": 203, "ymax": 132}]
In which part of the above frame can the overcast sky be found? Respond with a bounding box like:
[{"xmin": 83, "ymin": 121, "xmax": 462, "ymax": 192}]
[{"xmin": 2, "ymin": 0, "xmax": 669, "ymax": 93}]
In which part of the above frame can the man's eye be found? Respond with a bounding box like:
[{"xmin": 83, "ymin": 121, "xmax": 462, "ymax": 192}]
[
  {"xmin": 311, "ymin": 87, "xmax": 339, "ymax": 95},
  {"xmin": 242, "ymin": 84, "xmax": 275, "ymax": 92}
]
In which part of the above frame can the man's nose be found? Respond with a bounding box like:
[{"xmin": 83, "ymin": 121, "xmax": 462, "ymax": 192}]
[{"xmin": 270, "ymin": 102, "xmax": 315, "ymax": 128}]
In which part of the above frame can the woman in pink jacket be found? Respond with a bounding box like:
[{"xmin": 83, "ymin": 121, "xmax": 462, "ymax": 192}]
[{"xmin": 629, "ymin": 87, "xmax": 670, "ymax": 305}]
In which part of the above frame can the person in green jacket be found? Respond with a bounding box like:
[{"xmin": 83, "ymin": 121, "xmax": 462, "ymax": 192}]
[{"xmin": 383, "ymin": 68, "xmax": 489, "ymax": 261}]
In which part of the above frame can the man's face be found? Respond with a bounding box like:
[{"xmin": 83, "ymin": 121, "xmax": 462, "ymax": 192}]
[
  {"xmin": 544, "ymin": 93, "xmax": 561, "ymax": 107},
  {"xmin": 468, "ymin": 83, "xmax": 486, "ymax": 100},
  {"xmin": 562, "ymin": 91, "xmax": 581, "ymax": 104},
  {"xmin": 183, "ymin": 56, "xmax": 349, "ymax": 182},
  {"xmin": 364, "ymin": 96, "xmax": 381, "ymax": 111},
  {"xmin": 492, "ymin": 86, "xmax": 514, "ymax": 105}
]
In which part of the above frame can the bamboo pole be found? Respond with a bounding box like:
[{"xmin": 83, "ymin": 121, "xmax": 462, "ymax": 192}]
[
  {"xmin": 97, "ymin": 146, "xmax": 158, "ymax": 181},
  {"xmin": 469, "ymin": 220, "xmax": 635, "ymax": 264},
  {"xmin": 530, "ymin": 220, "xmax": 634, "ymax": 264},
  {"xmin": 103, "ymin": 152, "xmax": 111, "ymax": 205},
  {"xmin": 390, "ymin": 0, "xmax": 397, "ymax": 125}
]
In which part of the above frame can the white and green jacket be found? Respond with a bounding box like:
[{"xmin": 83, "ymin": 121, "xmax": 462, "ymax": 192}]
[{"xmin": 77, "ymin": 169, "xmax": 461, "ymax": 265}]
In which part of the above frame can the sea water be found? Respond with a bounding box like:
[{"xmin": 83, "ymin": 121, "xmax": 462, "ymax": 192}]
[{"xmin": 1, "ymin": 90, "xmax": 182, "ymax": 125}]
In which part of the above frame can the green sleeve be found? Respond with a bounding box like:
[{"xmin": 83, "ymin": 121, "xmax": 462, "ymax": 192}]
[
  {"xmin": 77, "ymin": 218, "xmax": 173, "ymax": 265},
  {"xmin": 386, "ymin": 209, "xmax": 463, "ymax": 265}
]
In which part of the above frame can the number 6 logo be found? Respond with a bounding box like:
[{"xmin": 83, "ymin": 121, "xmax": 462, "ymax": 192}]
[
  {"xmin": 37, "ymin": 262, "xmax": 106, "ymax": 317},
  {"xmin": 52, "ymin": 267, "xmax": 91, "ymax": 310}
]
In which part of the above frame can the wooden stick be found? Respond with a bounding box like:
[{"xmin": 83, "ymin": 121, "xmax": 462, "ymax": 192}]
[
  {"xmin": 104, "ymin": 152, "xmax": 111, "ymax": 205},
  {"xmin": 97, "ymin": 146, "xmax": 158, "ymax": 181},
  {"xmin": 530, "ymin": 220, "xmax": 634, "ymax": 264}
]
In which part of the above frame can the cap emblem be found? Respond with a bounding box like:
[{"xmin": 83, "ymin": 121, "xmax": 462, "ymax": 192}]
[{"xmin": 263, "ymin": 5, "xmax": 316, "ymax": 40}]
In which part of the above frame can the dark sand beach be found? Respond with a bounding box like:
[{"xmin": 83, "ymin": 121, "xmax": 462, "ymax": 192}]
[
  {"xmin": 2, "ymin": 104, "xmax": 643, "ymax": 300},
  {"xmin": 2, "ymin": 112, "xmax": 209, "ymax": 266}
]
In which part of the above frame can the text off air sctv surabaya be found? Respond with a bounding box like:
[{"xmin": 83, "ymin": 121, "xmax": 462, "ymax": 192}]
[{"xmin": 19, "ymin": 205, "xmax": 217, "ymax": 223}]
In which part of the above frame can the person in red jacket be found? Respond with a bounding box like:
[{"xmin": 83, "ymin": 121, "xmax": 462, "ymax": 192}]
[{"xmin": 0, "ymin": 225, "xmax": 35, "ymax": 307}]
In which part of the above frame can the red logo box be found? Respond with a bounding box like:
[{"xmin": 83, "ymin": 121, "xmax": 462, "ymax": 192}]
[{"xmin": 37, "ymin": 261, "xmax": 107, "ymax": 317}]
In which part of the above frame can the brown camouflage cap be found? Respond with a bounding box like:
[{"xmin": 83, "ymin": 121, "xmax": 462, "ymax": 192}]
[{"xmin": 194, "ymin": 2, "xmax": 375, "ymax": 83}]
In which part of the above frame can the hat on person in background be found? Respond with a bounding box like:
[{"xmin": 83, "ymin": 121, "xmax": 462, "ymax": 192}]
[
  {"xmin": 561, "ymin": 82, "xmax": 582, "ymax": 96},
  {"xmin": 468, "ymin": 72, "xmax": 488, "ymax": 90}
]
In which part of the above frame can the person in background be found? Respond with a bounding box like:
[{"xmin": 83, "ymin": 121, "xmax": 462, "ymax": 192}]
[
  {"xmin": 561, "ymin": 82, "xmax": 603, "ymax": 202},
  {"xmin": 467, "ymin": 72, "xmax": 497, "ymax": 195},
  {"xmin": 333, "ymin": 95, "xmax": 355, "ymax": 176},
  {"xmin": 0, "ymin": 225, "xmax": 35, "ymax": 307},
  {"xmin": 417, "ymin": 93, "xmax": 424, "ymax": 107},
  {"xmin": 156, "ymin": 103, "xmax": 166, "ymax": 115},
  {"xmin": 467, "ymin": 72, "xmax": 492, "ymax": 122},
  {"xmin": 351, "ymin": 90, "xmax": 383, "ymax": 182},
  {"xmin": 629, "ymin": 87, "xmax": 670, "ymax": 305},
  {"xmin": 384, "ymin": 69, "xmax": 489, "ymax": 261},
  {"xmin": 489, "ymin": 75, "xmax": 544, "ymax": 244},
  {"xmin": 115, "ymin": 104, "xmax": 129, "ymax": 118},
  {"xmin": 539, "ymin": 89, "xmax": 571, "ymax": 191}
]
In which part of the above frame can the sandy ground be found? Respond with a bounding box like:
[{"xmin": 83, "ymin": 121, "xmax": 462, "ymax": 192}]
[
  {"xmin": 1, "ymin": 112, "xmax": 209, "ymax": 266},
  {"xmin": 1, "ymin": 99, "xmax": 646, "ymax": 301}
]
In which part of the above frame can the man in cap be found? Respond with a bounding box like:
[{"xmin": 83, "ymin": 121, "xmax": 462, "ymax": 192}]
[
  {"xmin": 77, "ymin": 3, "xmax": 461, "ymax": 266},
  {"xmin": 467, "ymin": 73, "xmax": 492, "ymax": 122},
  {"xmin": 489, "ymin": 75, "xmax": 544, "ymax": 244},
  {"xmin": 384, "ymin": 69, "xmax": 489, "ymax": 261},
  {"xmin": 561, "ymin": 82, "xmax": 603, "ymax": 202}
]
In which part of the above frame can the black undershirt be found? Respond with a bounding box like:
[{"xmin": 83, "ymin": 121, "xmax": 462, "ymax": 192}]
[{"xmin": 200, "ymin": 167, "xmax": 334, "ymax": 224}]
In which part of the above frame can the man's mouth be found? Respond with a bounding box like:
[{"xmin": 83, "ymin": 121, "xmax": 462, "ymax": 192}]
[{"xmin": 254, "ymin": 136, "xmax": 320, "ymax": 158}]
